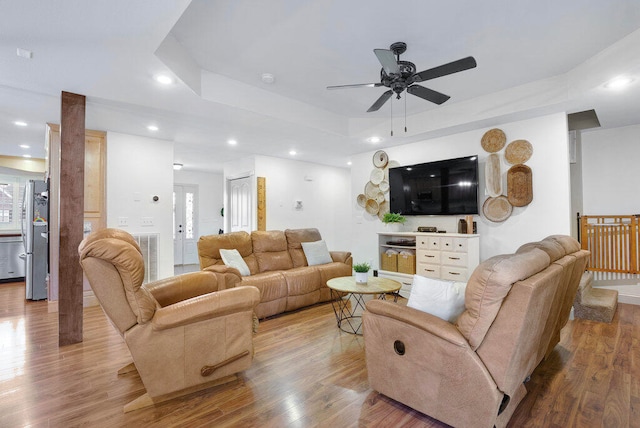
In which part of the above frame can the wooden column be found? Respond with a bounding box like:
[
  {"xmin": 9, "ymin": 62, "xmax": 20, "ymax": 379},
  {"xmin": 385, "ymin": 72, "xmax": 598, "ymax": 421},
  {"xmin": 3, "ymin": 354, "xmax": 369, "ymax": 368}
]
[{"xmin": 58, "ymin": 92, "xmax": 86, "ymax": 346}]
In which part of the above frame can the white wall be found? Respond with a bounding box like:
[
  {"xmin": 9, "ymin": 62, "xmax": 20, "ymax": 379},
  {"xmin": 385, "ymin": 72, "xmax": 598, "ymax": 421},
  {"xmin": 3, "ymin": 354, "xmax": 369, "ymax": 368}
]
[
  {"xmin": 569, "ymin": 130, "xmax": 584, "ymax": 238},
  {"xmin": 173, "ymin": 169, "xmax": 224, "ymax": 237},
  {"xmin": 581, "ymin": 123, "xmax": 640, "ymax": 214},
  {"xmin": 350, "ymin": 113, "xmax": 572, "ymax": 268},
  {"xmin": 106, "ymin": 132, "xmax": 174, "ymax": 279},
  {"xmin": 254, "ymin": 155, "xmax": 351, "ymax": 251}
]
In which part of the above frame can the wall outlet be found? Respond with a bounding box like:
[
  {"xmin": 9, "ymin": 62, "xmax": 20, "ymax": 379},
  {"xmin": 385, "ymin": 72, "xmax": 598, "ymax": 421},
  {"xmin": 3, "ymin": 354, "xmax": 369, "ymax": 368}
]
[
  {"xmin": 118, "ymin": 217, "xmax": 128, "ymax": 227},
  {"xmin": 141, "ymin": 217, "xmax": 154, "ymax": 226}
]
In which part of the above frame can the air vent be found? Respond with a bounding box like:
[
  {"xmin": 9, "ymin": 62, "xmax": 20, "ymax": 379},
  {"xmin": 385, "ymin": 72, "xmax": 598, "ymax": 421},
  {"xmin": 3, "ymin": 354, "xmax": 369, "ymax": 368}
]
[{"xmin": 132, "ymin": 233, "xmax": 159, "ymax": 283}]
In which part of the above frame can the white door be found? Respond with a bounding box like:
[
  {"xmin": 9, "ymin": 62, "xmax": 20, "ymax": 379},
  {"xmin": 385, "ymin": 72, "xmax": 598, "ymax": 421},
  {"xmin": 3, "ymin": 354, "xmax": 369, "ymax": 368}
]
[
  {"xmin": 173, "ymin": 185, "xmax": 199, "ymax": 265},
  {"xmin": 228, "ymin": 176, "xmax": 252, "ymax": 233}
]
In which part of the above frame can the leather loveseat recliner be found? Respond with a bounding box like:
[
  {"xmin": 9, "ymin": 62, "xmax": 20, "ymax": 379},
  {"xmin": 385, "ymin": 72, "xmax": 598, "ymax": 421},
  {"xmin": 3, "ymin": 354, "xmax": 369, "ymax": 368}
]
[
  {"xmin": 198, "ymin": 228, "xmax": 352, "ymax": 319},
  {"xmin": 363, "ymin": 235, "xmax": 589, "ymax": 428},
  {"xmin": 79, "ymin": 228, "xmax": 260, "ymax": 412}
]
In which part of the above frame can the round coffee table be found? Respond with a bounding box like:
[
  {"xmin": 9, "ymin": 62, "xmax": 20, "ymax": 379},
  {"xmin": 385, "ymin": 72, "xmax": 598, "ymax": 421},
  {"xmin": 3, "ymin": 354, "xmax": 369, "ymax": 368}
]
[{"xmin": 326, "ymin": 276, "xmax": 402, "ymax": 334}]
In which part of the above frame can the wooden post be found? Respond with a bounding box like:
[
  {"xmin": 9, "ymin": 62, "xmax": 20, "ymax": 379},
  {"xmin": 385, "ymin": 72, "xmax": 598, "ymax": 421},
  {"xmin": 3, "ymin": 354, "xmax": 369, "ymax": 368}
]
[
  {"xmin": 58, "ymin": 91, "xmax": 86, "ymax": 346},
  {"xmin": 631, "ymin": 215, "xmax": 638, "ymax": 274},
  {"xmin": 257, "ymin": 177, "xmax": 266, "ymax": 231}
]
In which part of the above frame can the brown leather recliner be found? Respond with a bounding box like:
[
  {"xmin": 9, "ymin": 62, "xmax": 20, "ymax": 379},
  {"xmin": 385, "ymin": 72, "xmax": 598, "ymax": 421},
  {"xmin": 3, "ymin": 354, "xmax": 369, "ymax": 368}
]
[
  {"xmin": 363, "ymin": 235, "xmax": 589, "ymax": 428},
  {"xmin": 78, "ymin": 228, "xmax": 260, "ymax": 412}
]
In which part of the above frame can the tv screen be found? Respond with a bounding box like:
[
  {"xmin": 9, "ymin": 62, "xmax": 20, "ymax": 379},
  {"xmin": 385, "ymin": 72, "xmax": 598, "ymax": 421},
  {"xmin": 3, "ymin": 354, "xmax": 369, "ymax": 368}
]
[{"xmin": 389, "ymin": 155, "xmax": 479, "ymax": 215}]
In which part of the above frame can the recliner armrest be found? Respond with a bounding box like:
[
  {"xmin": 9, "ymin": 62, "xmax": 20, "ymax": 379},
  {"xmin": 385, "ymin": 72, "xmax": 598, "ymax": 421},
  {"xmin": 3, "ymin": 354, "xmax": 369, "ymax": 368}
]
[
  {"xmin": 365, "ymin": 299, "xmax": 467, "ymax": 347},
  {"xmin": 145, "ymin": 271, "xmax": 227, "ymax": 307},
  {"xmin": 151, "ymin": 286, "xmax": 260, "ymax": 330},
  {"xmin": 203, "ymin": 264, "xmax": 239, "ymax": 274},
  {"xmin": 330, "ymin": 251, "xmax": 352, "ymax": 265}
]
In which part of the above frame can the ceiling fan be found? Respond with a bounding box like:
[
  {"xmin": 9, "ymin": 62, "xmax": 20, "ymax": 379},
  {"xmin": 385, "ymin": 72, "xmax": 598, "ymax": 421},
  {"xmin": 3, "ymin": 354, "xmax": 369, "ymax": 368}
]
[{"xmin": 327, "ymin": 42, "xmax": 477, "ymax": 112}]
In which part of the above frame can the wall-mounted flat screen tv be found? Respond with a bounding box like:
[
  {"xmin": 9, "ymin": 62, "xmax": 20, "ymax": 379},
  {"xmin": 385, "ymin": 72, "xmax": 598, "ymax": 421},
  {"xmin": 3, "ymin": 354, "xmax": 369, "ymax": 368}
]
[{"xmin": 388, "ymin": 155, "xmax": 479, "ymax": 215}]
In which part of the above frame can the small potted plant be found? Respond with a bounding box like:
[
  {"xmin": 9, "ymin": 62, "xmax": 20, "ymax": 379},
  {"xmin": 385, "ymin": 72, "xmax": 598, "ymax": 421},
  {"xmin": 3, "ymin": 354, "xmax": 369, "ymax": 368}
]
[
  {"xmin": 382, "ymin": 212, "xmax": 406, "ymax": 232},
  {"xmin": 353, "ymin": 262, "xmax": 371, "ymax": 284}
]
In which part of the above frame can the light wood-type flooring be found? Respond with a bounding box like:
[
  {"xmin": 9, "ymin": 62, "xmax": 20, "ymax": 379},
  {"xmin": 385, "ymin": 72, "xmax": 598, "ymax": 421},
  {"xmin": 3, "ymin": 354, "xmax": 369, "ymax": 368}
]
[{"xmin": 1, "ymin": 281, "xmax": 639, "ymax": 427}]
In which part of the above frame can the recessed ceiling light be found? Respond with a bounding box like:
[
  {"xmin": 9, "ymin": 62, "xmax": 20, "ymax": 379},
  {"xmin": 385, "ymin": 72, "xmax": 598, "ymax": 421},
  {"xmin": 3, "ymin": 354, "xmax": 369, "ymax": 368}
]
[
  {"xmin": 173, "ymin": 163, "xmax": 183, "ymax": 170},
  {"xmin": 604, "ymin": 76, "xmax": 633, "ymax": 89},
  {"xmin": 20, "ymin": 144, "xmax": 30, "ymax": 149},
  {"xmin": 289, "ymin": 150, "xmax": 297, "ymax": 156},
  {"xmin": 261, "ymin": 73, "xmax": 275, "ymax": 84},
  {"xmin": 347, "ymin": 161, "xmax": 352, "ymax": 166},
  {"xmin": 22, "ymin": 154, "xmax": 31, "ymax": 158},
  {"xmin": 367, "ymin": 136, "xmax": 382, "ymax": 143},
  {"xmin": 228, "ymin": 139, "xmax": 237, "ymax": 145},
  {"xmin": 14, "ymin": 121, "xmax": 27, "ymax": 127},
  {"xmin": 16, "ymin": 48, "xmax": 33, "ymax": 59},
  {"xmin": 154, "ymin": 74, "xmax": 173, "ymax": 85},
  {"xmin": 147, "ymin": 125, "xmax": 159, "ymax": 131}
]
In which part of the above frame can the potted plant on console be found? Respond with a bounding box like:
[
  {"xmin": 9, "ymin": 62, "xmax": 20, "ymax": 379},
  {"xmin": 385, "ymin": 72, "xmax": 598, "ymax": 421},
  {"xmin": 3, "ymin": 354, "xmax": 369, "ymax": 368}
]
[
  {"xmin": 382, "ymin": 212, "xmax": 406, "ymax": 232},
  {"xmin": 353, "ymin": 262, "xmax": 371, "ymax": 284}
]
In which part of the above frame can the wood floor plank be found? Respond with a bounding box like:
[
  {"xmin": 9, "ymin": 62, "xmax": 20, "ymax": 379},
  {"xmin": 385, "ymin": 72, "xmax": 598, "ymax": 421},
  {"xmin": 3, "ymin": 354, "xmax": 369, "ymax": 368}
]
[{"xmin": 1, "ymin": 281, "xmax": 640, "ymax": 427}]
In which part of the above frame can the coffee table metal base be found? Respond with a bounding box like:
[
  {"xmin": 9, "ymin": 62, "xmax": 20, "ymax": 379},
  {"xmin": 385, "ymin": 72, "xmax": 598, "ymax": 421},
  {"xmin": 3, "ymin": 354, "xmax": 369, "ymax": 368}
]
[{"xmin": 330, "ymin": 289, "xmax": 399, "ymax": 335}]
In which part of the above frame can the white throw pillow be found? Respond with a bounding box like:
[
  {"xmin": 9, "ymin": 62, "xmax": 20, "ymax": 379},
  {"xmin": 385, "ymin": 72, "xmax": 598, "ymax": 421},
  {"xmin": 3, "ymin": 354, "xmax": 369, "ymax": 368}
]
[
  {"xmin": 301, "ymin": 240, "xmax": 333, "ymax": 266},
  {"xmin": 407, "ymin": 275, "xmax": 467, "ymax": 323},
  {"xmin": 219, "ymin": 249, "xmax": 251, "ymax": 276}
]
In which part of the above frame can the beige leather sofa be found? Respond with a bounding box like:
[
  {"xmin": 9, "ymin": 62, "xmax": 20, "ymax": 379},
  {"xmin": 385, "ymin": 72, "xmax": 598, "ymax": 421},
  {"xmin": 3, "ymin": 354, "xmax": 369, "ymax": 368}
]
[
  {"xmin": 363, "ymin": 235, "xmax": 589, "ymax": 428},
  {"xmin": 79, "ymin": 228, "xmax": 260, "ymax": 412},
  {"xmin": 198, "ymin": 228, "xmax": 352, "ymax": 319}
]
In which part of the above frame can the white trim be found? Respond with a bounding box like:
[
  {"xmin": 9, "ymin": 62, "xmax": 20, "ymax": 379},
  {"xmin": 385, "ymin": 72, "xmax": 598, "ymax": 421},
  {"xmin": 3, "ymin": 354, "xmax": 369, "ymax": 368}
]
[{"xmin": 46, "ymin": 290, "xmax": 99, "ymax": 313}]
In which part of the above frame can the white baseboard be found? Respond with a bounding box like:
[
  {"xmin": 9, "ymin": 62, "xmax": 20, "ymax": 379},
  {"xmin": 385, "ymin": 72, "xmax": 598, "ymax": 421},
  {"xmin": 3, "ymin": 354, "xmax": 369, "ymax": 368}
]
[
  {"xmin": 46, "ymin": 290, "xmax": 99, "ymax": 313},
  {"xmin": 83, "ymin": 290, "xmax": 99, "ymax": 307}
]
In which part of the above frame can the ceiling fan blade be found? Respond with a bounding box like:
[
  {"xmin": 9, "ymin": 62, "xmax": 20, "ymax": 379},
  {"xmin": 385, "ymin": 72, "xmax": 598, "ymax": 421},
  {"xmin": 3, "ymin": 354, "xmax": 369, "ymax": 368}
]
[
  {"xmin": 413, "ymin": 56, "xmax": 477, "ymax": 82},
  {"xmin": 367, "ymin": 90, "xmax": 393, "ymax": 112},
  {"xmin": 327, "ymin": 83, "xmax": 383, "ymax": 90},
  {"xmin": 374, "ymin": 49, "xmax": 400, "ymax": 75},
  {"xmin": 407, "ymin": 85, "xmax": 450, "ymax": 105}
]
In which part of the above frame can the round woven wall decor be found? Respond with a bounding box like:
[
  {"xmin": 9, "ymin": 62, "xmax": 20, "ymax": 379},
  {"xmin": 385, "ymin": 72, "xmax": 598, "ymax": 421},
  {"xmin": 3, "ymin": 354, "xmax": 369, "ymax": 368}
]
[{"xmin": 481, "ymin": 128, "xmax": 506, "ymax": 153}]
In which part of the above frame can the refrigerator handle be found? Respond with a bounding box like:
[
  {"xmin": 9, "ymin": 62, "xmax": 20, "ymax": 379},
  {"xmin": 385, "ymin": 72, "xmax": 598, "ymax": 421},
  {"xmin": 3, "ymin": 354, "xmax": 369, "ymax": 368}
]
[{"xmin": 21, "ymin": 184, "xmax": 27, "ymax": 251}]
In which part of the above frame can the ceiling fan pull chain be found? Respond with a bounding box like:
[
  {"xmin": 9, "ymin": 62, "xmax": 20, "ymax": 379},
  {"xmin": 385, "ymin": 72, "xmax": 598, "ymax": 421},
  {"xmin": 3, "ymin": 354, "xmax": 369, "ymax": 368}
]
[
  {"xmin": 390, "ymin": 97, "xmax": 394, "ymax": 136},
  {"xmin": 404, "ymin": 95, "xmax": 407, "ymax": 133}
]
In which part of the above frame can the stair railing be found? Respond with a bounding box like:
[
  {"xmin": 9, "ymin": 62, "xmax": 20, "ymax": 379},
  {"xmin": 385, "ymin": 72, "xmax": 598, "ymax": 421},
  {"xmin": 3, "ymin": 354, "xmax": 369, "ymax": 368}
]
[{"xmin": 579, "ymin": 215, "xmax": 639, "ymax": 273}]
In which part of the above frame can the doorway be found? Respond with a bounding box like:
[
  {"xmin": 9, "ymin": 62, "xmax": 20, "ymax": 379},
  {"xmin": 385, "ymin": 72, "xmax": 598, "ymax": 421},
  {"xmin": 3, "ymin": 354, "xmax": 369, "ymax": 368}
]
[
  {"xmin": 173, "ymin": 184, "xmax": 199, "ymax": 266},
  {"xmin": 228, "ymin": 176, "xmax": 253, "ymax": 233}
]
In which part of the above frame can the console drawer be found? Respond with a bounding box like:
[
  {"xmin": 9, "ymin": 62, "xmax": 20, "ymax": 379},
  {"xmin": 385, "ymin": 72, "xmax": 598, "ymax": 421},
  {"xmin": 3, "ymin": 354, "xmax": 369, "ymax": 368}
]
[
  {"xmin": 453, "ymin": 237, "xmax": 468, "ymax": 252},
  {"xmin": 417, "ymin": 249, "xmax": 441, "ymax": 264},
  {"xmin": 418, "ymin": 237, "xmax": 440, "ymax": 250},
  {"xmin": 440, "ymin": 237, "xmax": 454, "ymax": 251},
  {"xmin": 417, "ymin": 264, "xmax": 440, "ymax": 278},
  {"xmin": 441, "ymin": 251, "xmax": 468, "ymax": 267},
  {"xmin": 441, "ymin": 267, "xmax": 468, "ymax": 281}
]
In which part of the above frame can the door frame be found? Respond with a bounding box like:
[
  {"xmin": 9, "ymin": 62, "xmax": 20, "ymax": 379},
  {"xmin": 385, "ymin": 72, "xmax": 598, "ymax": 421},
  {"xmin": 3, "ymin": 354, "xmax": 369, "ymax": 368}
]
[{"xmin": 173, "ymin": 183, "xmax": 199, "ymax": 266}]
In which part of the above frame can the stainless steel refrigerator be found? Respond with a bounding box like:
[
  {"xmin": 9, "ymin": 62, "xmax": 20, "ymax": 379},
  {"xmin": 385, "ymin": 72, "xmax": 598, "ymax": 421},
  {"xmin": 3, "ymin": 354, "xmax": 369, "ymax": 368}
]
[{"xmin": 22, "ymin": 179, "xmax": 48, "ymax": 300}]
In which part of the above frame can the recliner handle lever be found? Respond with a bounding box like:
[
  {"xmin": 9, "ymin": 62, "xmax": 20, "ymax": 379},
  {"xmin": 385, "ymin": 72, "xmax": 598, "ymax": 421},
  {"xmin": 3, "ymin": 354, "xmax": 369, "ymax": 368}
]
[{"xmin": 201, "ymin": 350, "xmax": 250, "ymax": 377}]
